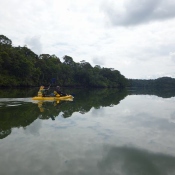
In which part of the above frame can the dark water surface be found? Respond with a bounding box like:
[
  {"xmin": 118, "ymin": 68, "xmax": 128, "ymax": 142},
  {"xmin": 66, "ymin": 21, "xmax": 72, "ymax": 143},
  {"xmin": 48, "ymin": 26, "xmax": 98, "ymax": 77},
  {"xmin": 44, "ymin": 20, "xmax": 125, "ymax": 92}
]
[{"xmin": 1, "ymin": 88, "xmax": 175, "ymax": 175}]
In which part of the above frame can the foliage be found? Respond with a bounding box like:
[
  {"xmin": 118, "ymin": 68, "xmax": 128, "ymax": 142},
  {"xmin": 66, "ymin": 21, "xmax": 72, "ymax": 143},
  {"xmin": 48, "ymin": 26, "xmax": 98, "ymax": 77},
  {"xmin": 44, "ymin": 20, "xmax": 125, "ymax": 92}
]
[
  {"xmin": 128, "ymin": 77, "xmax": 175, "ymax": 89},
  {"xmin": 0, "ymin": 35, "xmax": 128, "ymax": 88},
  {"xmin": 0, "ymin": 35, "xmax": 12, "ymax": 46}
]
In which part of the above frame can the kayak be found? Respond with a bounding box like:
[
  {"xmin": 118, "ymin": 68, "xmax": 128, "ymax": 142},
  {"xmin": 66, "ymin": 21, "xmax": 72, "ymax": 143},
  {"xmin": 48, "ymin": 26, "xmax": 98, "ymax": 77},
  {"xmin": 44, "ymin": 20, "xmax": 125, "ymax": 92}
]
[{"xmin": 32, "ymin": 95, "xmax": 73, "ymax": 101}]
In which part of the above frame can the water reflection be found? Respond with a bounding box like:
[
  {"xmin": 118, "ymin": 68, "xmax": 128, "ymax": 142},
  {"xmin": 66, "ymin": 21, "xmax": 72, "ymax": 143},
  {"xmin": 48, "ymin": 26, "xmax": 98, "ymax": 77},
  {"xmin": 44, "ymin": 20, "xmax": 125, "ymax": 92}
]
[
  {"xmin": 0, "ymin": 101, "xmax": 39, "ymax": 139},
  {"xmin": 128, "ymin": 87, "xmax": 175, "ymax": 98},
  {"xmin": 1, "ymin": 88, "xmax": 175, "ymax": 174},
  {"xmin": 0, "ymin": 88, "xmax": 127, "ymax": 139},
  {"xmin": 1, "ymin": 87, "xmax": 175, "ymax": 140},
  {"xmin": 98, "ymin": 146, "xmax": 175, "ymax": 175},
  {"xmin": 38, "ymin": 100, "xmax": 74, "ymax": 120}
]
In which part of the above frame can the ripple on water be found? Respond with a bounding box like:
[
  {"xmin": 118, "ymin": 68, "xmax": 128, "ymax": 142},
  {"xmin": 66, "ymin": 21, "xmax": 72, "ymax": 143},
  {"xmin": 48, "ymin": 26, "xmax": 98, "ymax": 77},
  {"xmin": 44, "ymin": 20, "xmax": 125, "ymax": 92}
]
[{"xmin": 0, "ymin": 98, "xmax": 33, "ymax": 108}]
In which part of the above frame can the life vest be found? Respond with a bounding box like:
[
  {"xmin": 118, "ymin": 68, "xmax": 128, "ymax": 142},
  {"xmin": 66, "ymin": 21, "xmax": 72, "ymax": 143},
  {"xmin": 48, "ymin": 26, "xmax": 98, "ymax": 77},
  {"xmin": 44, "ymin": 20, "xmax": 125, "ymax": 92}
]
[
  {"xmin": 38, "ymin": 90, "xmax": 42, "ymax": 97},
  {"xmin": 54, "ymin": 91, "xmax": 60, "ymax": 97},
  {"xmin": 38, "ymin": 86, "xmax": 44, "ymax": 97}
]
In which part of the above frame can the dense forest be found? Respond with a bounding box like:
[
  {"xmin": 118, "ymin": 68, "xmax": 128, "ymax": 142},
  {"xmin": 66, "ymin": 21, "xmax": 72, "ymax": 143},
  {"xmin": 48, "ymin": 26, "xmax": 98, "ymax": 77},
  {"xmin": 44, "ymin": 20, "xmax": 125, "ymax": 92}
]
[
  {"xmin": 128, "ymin": 77, "xmax": 175, "ymax": 89},
  {"xmin": 1, "ymin": 34, "xmax": 175, "ymax": 89},
  {"xmin": 0, "ymin": 35, "xmax": 127, "ymax": 88}
]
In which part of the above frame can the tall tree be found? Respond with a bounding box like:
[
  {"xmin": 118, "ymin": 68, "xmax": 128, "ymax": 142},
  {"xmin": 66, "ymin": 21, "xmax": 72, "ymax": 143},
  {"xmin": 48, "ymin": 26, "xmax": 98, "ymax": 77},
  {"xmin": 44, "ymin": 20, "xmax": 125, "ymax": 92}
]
[{"xmin": 0, "ymin": 35, "xmax": 12, "ymax": 46}]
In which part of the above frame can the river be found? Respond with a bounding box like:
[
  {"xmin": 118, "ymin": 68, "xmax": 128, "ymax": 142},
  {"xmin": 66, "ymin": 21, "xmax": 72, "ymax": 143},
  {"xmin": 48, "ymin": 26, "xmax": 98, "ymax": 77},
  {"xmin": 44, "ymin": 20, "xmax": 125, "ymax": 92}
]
[{"xmin": 0, "ymin": 87, "xmax": 175, "ymax": 175}]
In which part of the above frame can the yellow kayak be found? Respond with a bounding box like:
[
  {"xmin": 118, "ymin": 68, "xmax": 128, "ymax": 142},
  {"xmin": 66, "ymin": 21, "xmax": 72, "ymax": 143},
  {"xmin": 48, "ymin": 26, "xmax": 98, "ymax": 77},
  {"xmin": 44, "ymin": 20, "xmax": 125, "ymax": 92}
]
[{"xmin": 32, "ymin": 95, "xmax": 73, "ymax": 101}]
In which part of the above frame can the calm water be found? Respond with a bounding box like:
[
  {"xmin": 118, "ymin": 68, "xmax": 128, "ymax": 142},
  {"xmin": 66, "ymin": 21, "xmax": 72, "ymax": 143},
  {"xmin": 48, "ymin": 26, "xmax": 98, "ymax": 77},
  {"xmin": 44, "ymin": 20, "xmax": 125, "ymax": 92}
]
[{"xmin": 1, "ymin": 88, "xmax": 175, "ymax": 175}]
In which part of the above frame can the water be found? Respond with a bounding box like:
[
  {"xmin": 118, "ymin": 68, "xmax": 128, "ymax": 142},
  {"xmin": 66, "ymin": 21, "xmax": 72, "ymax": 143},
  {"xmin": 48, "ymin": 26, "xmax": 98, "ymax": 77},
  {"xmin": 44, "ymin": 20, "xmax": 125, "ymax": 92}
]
[{"xmin": 1, "ymin": 88, "xmax": 175, "ymax": 175}]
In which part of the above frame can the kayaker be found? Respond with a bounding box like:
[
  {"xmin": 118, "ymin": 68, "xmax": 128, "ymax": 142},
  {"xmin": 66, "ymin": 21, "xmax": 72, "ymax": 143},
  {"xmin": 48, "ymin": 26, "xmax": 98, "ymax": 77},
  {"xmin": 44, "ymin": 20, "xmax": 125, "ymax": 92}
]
[
  {"xmin": 38, "ymin": 85, "xmax": 50, "ymax": 97},
  {"xmin": 54, "ymin": 86, "xmax": 67, "ymax": 96}
]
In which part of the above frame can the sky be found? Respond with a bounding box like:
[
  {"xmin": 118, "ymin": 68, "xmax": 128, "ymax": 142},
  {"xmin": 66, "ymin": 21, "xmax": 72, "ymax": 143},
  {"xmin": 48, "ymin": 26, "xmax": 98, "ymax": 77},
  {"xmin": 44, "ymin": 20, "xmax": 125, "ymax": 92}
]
[{"xmin": 1, "ymin": 0, "xmax": 175, "ymax": 79}]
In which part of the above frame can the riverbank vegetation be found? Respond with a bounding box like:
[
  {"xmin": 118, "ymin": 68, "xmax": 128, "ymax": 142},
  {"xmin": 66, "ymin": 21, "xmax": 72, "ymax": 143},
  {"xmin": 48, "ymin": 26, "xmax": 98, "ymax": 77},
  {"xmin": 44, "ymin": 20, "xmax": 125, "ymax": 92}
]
[
  {"xmin": 1, "ymin": 34, "xmax": 175, "ymax": 89},
  {"xmin": 0, "ymin": 35, "xmax": 127, "ymax": 88},
  {"xmin": 128, "ymin": 77, "xmax": 175, "ymax": 89}
]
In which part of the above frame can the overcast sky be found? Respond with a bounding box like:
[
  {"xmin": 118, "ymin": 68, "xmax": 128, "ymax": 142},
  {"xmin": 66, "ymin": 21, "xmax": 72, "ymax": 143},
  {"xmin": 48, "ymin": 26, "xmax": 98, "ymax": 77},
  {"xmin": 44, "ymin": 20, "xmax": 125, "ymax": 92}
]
[{"xmin": 1, "ymin": 0, "xmax": 175, "ymax": 79}]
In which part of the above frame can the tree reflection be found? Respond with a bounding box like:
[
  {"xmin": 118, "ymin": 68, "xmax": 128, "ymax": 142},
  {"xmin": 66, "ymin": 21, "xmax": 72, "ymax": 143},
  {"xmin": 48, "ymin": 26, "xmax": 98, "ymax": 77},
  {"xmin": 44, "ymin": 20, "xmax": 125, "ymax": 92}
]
[
  {"xmin": 0, "ymin": 102, "xmax": 40, "ymax": 139},
  {"xmin": 0, "ymin": 129, "xmax": 11, "ymax": 139},
  {"xmin": 37, "ymin": 100, "xmax": 73, "ymax": 120},
  {"xmin": 128, "ymin": 88, "xmax": 175, "ymax": 98},
  {"xmin": 0, "ymin": 88, "xmax": 127, "ymax": 139},
  {"xmin": 1, "ymin": 87, "xmax": 175, "ymax": 139}
]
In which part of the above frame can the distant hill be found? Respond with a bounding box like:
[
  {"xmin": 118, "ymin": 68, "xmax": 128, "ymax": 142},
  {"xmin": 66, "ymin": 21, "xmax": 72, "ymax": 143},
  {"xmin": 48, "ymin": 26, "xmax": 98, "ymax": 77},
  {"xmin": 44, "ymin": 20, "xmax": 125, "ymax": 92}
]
[{"xmin": 128, "ymin": 77, "xmax": 175, "ymax": 89}]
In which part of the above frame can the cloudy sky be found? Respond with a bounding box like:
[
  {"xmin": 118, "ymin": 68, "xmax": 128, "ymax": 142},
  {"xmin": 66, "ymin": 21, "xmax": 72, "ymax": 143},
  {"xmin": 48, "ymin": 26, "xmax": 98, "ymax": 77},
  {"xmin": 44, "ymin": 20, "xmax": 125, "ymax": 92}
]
[{"xmin": 1, "ymin": 0, "xmax": 175, "ymax": 79}]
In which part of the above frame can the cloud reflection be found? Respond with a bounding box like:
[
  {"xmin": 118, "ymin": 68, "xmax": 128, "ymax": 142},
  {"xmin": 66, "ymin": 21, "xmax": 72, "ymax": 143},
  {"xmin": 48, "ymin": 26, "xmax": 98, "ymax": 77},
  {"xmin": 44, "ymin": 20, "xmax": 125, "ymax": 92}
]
[
  {"xmin": 97, "ymin": 145, "xmax": 175, "ymax": 175},
  {"xmin": 24, "ymin": 119, "xmax": 42, "ymax": 136}
]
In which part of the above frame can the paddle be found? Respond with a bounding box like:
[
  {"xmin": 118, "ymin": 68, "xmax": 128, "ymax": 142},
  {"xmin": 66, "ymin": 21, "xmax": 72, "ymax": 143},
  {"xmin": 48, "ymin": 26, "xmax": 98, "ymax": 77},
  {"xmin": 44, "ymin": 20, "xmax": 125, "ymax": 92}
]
[{"xmin": 51, "ymin": 78, "xmax": 56, "ymax": 85}]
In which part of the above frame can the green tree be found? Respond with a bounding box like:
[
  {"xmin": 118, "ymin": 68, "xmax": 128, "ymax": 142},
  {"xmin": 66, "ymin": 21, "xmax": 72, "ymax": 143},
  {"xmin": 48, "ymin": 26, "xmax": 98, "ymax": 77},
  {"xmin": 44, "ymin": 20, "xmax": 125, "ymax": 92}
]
[{"xmin": 0, "ymin": 35, "xmax": 12, "ymax": 46}]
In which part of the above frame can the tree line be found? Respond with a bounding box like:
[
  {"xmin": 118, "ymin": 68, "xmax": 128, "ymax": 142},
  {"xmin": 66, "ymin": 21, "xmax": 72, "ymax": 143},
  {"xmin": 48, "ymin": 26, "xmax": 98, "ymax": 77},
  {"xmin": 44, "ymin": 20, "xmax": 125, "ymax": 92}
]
[
  {"xmin": 128, "ymin": 77, "xmax": 175, "ymax": 89},
  {"xmin": 0, "ymin": 35, "xmax": 128, "ymax": 88}
]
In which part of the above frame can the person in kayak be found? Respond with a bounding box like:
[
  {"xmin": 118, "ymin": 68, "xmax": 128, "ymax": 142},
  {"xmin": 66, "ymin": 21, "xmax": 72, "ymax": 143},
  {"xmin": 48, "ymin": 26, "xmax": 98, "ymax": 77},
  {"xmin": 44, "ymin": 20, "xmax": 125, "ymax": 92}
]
[
  {"xmin": 38, "ymin": 85, "xmax": 50, "ymax": 97},
  {"xmin": 54, "ymin": 86, "xmax": 67, "ymax": 96}
]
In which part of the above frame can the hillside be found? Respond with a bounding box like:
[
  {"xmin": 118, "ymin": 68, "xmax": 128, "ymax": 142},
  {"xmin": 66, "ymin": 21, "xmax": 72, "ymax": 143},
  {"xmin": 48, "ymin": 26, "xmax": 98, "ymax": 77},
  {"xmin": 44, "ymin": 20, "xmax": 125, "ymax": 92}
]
[{"xmin": 0, "ymin": 35, "xmax": 127, "ymax": 88}]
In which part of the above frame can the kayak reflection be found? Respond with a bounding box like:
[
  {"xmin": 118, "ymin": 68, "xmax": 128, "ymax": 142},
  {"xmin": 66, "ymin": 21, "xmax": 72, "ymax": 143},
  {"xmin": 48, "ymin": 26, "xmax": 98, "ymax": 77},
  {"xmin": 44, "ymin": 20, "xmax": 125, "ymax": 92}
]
[
  {"xmin": 0, "ymin": 98, "xmax": 74, "ymax": 139},
  {"xmin": 0, "ymin": 89, "xmax": 127, "ymax": 139},
  {"xmin": 37, "ymin": 99, "xmax": 73, "ymax": 120}
]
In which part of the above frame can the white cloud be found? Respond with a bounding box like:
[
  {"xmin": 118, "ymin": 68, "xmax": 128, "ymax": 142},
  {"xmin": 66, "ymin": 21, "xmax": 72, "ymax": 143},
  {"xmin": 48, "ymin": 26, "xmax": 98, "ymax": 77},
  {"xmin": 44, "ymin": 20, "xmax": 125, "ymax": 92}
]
[
  {"xmin": 102, "ymin": 0, "xmax": 175, "ymax": 26},
  {"xmin": 92, "ymin": 56, "xmax": 106, "ymax": 66},
  {"xmin": 170, "ymin": 52, "xmax": 175, "ymax": 63},
  {"xmin": 0, "ymin": 0, "xmax": 175, "ymax": 79},
  {"xmin": 25, "ymin": 36, "xmax": 42, "ymax": 54}
]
